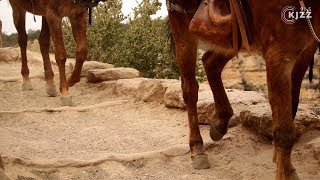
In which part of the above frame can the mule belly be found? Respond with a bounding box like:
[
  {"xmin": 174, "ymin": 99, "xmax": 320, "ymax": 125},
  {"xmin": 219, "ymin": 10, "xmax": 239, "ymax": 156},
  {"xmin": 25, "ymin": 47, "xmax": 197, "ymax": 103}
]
[{"xmin": 9, "ymin": 0, "xmax": 47, "ymax": 16}]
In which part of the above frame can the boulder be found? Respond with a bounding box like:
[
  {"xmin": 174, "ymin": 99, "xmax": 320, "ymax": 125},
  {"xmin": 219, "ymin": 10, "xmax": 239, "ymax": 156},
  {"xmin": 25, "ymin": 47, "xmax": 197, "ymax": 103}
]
[
  {"xmin": 241, "ymin": 55, "xmax": 265, "ymax": 72},
  {"xmin": 66, "ymin": 59, "xmax": 110, "ymax": 75},
  {"xmin": 162, "ymin": 82, "xmax": 320, "ymax": 137},
  {"xmin": 100, "ymin": 80, "xmax": 117, "ymax": 94},
  {"xmin": 238, "ymin": 105, "xmax": 273, "ymax": 137},
  {"xmin": 305, "ymin": 138, "xmax": 320, "ymax": 161},
  {"xmin": 87, "ymin": 68, "xmax": 139, "ymax": 82},
  {"xmin": 238, "ymin": 104, "xmax": 320, "ymax": 138},
  {"xmin": 164, "ymin": 84, "xmax": 185, "ymax": 109},
  {"xmin": 136, "ymin": 79, "xmax": 167, "ymax": 103},
  {"xmin": 114, "ymin": 78, "xmax": 148, "ymax": 97},
  {"xmin": 294, "ymin": 105, "xmax": 320, "ymax": 137},
  {"xmin": 82, "ymin": 61, "xmax": 114, "ymax": 77},
  {"xmin": 95, "ymin": 76, "xmax": 320, "ymax": 139},
  {"xmin": 67, "ymin": 60, "xmax": 114, "ymax": 77},
  {"xmin": 163, "ymin": 80, "xmax": 215, "ymax": 109},
  {"xmin": 196, "ymin": 89, "xmax": 267, "ymax": 125},
  {"xmin": 163, "ymin": 82, "xmax": 267, "ymax": 125},
  {"xmin": 196, "ymin": 89, "xmax": 319, "ymax": 137},
  {"xmin": 0, "ymin": 47, "xmax": 20, "ymax": 62}
]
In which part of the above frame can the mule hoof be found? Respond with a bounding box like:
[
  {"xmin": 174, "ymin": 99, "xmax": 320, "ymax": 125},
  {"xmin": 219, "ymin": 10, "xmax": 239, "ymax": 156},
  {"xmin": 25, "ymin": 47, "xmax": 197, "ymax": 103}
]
[
  {"xmin": 191, "ymin": 154, "xmax": 210, "ymax": 170},
  {"xmin": 46, "ymin": 84, "xmax": 58, "ymax": 97},
  {"xmin": 22, "ymin": 81, "xmax": 33, "ymax": 91},
  {"xmin": 60, "ymin": 96, "xmax": 74, "ymax": 106},
  {"xmin": 210, "ymin": 124, "xmax": 226, "ymax": 141}
]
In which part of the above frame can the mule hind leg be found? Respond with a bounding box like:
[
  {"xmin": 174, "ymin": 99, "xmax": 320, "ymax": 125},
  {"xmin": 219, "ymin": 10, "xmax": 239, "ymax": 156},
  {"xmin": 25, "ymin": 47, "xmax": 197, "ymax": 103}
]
[
  {"xmin": 291, "ymin": 46, "xmax": 317, "ymax": 119},
  {"xmin": 11, "ymin": 4, "xmax": 32, "ymax": 91},
  {"xmin": 169, "ymin": 13, "xmax": 209, "ymax": 169},
  {"xmin": 180, "ymin": 48, "xmax": 210, "ymax": 170},
  {"xmin": 264, "ymin": 47, "xmax": 298, "ymax": 180},
  {"xmin": 39, "ymin": 17, "xmax": 58, "ymax": 97}
]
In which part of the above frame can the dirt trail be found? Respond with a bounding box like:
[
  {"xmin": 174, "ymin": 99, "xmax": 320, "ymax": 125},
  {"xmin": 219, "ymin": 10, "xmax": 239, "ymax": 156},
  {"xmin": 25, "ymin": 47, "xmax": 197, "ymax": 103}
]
[{"xmin": 0, "ymin": 54, "xmax": 320, "ymax": 180}]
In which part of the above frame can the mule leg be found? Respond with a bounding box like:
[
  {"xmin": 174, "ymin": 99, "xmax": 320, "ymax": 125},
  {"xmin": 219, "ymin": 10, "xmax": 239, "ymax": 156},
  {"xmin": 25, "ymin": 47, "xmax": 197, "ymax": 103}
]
[
  {"xmin": 180, "ymin": 51, "xmax": 210, "ymax": 169},
  {"xmin": 169, "ymin": 13, "xmax": 209, "ymax": 169},
  {"xmin": 46, "ymin": 8, "xmax": 73, "ymax": 106},
  {"xmin": 202, "ymin": 51, "xmax": 233, "ymax": 141},
  {"xmin": 39, "ymin": 17, "xmax": 57, "ymax": 97},
  {"xmin": 68, "ymin": 12, "xmax": 87, "ymax": 87},
  {"xmin": 265, "ymin": 52, "xmax": 297, "ymax": 180},
  {"xmin": 11, "ymin": 5, "xmax": 32, "ymax": 91},
  {"xmin": 282, "ymin": 46, "xmax": 316, "ymax": 180},
  {"xmin": 291, "ymin": 46, "xmax": 317, "ymax": 118}
]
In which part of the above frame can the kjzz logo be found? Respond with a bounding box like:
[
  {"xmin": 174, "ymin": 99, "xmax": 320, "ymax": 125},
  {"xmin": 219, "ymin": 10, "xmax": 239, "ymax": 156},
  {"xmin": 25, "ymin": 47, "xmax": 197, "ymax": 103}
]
[{"xmin": 281, "ymin": 6, "xmax": 312, "ymax": 24}]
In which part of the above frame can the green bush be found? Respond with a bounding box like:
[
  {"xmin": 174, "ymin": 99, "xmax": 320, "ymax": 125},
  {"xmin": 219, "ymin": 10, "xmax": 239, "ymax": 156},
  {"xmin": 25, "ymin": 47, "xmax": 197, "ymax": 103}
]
[
  {"xmin": 2, "ymin": 29, "xmax": 40, "ymax": 48},
  {"xmin": 62, "ymin": 0, "xmax": 125, "ymax": 61},
  {"xmin": 62, "ymin": 0, "xmax": 179, "ymax": 79}
]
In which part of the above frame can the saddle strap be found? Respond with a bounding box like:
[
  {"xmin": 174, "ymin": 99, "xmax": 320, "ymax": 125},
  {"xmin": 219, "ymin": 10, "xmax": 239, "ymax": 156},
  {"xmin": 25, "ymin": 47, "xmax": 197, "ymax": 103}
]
[
  {"xmin": 230, "ymin": 0, "xmax": 251, "ymax": 54},
  {"xmin": 229, "ymin": 0, "xmax": 239, "ymax": 55}
]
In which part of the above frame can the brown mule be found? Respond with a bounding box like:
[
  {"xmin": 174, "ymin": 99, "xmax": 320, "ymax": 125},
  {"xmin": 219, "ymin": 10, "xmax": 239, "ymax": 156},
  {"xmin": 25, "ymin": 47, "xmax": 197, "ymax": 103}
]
[
  {"xmin": 167, "ymin": 0, "xmax": 320, "ymax": 179},
  {"xmin": 8, "ymin": 0, "xmax": 104, "ymax": 106}
]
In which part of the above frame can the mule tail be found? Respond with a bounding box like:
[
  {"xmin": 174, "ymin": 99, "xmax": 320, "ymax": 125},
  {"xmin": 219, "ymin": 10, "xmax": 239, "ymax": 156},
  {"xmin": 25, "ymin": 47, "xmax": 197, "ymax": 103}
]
[
  {"xmin": 309, "ymin": 60, "xmax": 314, "ymax": 83},
  {"xmin": 308, "ymin": 43, "xmax": 320, "ymax": 83}
]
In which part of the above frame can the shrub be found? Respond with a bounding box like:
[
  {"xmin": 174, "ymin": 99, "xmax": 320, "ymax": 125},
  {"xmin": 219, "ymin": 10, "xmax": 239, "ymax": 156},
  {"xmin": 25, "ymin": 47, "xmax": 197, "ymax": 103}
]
[{"xmin": 62, "ymin": 0, "xmax": 179, "ymax": 79}]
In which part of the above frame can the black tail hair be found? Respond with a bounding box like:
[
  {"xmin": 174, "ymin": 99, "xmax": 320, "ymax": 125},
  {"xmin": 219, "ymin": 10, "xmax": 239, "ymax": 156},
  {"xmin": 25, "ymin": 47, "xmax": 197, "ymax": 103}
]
[
  {"xmin": 309, "ymin": 60, "xmax": 314, "ymax": 83},
  {"xmin": 309, "ymin": 43, "xmax": 320, "ymax": 83}
]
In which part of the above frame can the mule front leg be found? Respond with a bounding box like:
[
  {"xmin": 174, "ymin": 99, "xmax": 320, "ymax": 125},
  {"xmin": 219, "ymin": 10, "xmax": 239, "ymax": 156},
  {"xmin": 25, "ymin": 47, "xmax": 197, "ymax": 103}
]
[
  {"xmin": 46, "ymin": 9, "xmax": 73, "ymax": 106},
  {"xmin": 39, "ymin": 17, "xmax": 57, "ymax": 97},
  {"xmin": 182, "ymin": 67, "xmax": 210, "ymax": 170},
  {"xmin": 178, "ymin": 45, "xmax": 210, "ymax": 170},
  {"xmin": 68, "ymin": 12, "xmax": 88, "ymax": 87},
  {"xmin": 169, "ymin": 10, "xmax": 209, "ymax": 169},
  {"xmin": 265, "ymin": 54, "xmax": 298, "ymax": 180},
  {"xmin": 202, "ymin": 51, "xmax": 233, "ymax": 141},
  {"xmin": 11, "ymin": 7, "xmax": 32, "ymax": 91}
]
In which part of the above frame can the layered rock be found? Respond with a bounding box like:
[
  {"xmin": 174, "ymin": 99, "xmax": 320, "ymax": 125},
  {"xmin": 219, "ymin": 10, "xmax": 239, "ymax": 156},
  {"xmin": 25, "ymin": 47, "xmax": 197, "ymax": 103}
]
[
  {"xmin": 99, "ymin": 77, "xmax": 319, "ymax": 139},
  {"xmin": 67, "ymin": 59, "xmax": 114, "ymax": 77},
  {"xmin": 87, "ymin": 68, "xmax": 139, "ymax": 82}
]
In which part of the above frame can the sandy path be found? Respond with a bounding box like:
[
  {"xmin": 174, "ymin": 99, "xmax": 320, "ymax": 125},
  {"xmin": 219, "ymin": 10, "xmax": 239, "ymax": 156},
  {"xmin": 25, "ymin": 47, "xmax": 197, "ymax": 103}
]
[{"xmin": 0, "ymin": 58, "xmax": 319, "ymax": 180}]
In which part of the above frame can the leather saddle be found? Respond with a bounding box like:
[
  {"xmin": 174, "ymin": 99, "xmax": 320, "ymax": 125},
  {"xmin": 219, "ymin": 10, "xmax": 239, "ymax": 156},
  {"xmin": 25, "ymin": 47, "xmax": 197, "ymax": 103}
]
[{"xmin": 189, "ymin": 0, "xmax": 251, "ymax": 54}]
